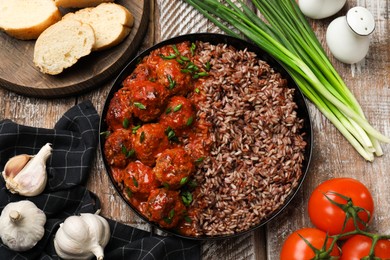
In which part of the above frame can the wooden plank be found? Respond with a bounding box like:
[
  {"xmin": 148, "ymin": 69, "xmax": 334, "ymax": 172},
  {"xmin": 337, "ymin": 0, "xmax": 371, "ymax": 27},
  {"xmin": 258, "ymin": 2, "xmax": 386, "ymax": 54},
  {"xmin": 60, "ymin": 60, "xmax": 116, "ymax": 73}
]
[
  {"xmin": 0, "ymin": 89, "xmax": 75, "ymax": 127},
  {"xmin": 266, "ymin": 0, "xmax": 390, "ymax": 258},
  {"xmin": 1, "ymin": 0, "xmax": 387, "ymax": 259}
]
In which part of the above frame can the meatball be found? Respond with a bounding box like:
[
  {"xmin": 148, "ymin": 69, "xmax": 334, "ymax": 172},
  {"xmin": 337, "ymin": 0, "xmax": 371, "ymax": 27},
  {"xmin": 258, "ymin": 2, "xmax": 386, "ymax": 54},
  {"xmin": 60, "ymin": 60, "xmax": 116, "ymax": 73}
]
[
  {"xmin": 105, "ymin": 89, "xmax": 133, "ymax": 131},
  {"xmin": 133, "ymin": 123, "xmax": 170, "ymax": 167},
  {"xmin": 159, "ymin": 96, "xmax": 196, "ymax": 134},
  {"xmin": 123, "ymin": 63, "xmax": 155, "ymax": 87},
  {"xmin": 104, "ymin": 129, "xmax": 134, "ymax": 168},
  {"xmin": 122, "ymin": 161, "xmax": 159, "ymax": 200},
  {"xmin": 146, "ymin": 42, "xmax": 191, "ymax": 70},
  {"xmin": 154, "ymin": 148, "xmax": 195, "ymax": 189},
  {"xmin": 128, "ymin": 80, "xmax": 169, "ymax": 122},
  {"xmin": 145, "ymin": 188, "xmax": 187, "ymax": 229},
  {"xmin": 156, "ymin": 59, "xmax": 192, "ymax": 96}
]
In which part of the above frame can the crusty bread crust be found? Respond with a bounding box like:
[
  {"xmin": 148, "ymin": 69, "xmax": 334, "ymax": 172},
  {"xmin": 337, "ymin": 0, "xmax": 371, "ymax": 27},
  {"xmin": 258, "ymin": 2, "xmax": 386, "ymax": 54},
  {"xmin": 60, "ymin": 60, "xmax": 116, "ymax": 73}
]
[
  {"xmin": 63, "ymin": 3, "xmax": 134, "ymax": 51},
  {"xmin": 55, "ymin": 0, "xmax": 114, "ymax": 8},
  {"xmin": 33, "ymin": 19, "xmax": 95, "ymax": 75},
  {"xmin": 0, "ymin": 0, "xmax": 62, "ymax": 40}
]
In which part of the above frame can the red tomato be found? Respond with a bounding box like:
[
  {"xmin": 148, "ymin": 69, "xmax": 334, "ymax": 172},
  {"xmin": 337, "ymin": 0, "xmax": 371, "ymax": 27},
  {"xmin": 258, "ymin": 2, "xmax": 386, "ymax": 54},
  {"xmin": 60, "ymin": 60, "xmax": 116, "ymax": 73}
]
[
  {"xmin": 341, "ymin": 235, "xmax": 390, "ymax": 259},
  {"xmin": 280, "ymin": 228, "xmax": 340, "ymax": 260},
  {"xmin": 308, "ymin": 178, "xmax": 374, "ymax": 236}
]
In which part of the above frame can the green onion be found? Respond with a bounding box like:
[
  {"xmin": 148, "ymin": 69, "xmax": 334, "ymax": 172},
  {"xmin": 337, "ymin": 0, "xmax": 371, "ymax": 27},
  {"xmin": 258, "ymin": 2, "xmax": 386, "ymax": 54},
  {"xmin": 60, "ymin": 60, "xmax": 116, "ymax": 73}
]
[
  {"xmin": 163, "ymin": 209, "xmax": 175, "ymax": 224},
  {"xmin": 190, "ymin": 42, "xmax": 196, "ymax": 56},
  {"xmin": 125, "ymin": 187, "xmax": 133, "ymax": 198},
  {"xmin": 184, "ymin": 215, "xmax": 192, "ymax": 223},
  {"xmin": 132, "ymin": 125, "xmax": 141, "ymax": 134},
  {"xmin": 140, "ymin": 131, "xmax": 145, "ymax": 143},
  {"xmin": 134, "ymin": 102, "xmax": 146, "ymax": 110},
  {"xmin": 122, "ymin": 118, "xmax": 130, "ymax": 129},
  {"xmin": 194, "ymin": 88, "xmax": 200, "ymax": 94},
  {"xmin": 160, "ymin": 53, "xmax": 176, "ymax": 60},
  {"xmin": 172, "ymin": 44, "xmax": 180, "ymax": 55},
  {"xmin": 165, "ymin": 126, "xmax": 178, "ymax": 142},
  {"xmin": 195, "ymin": 157, "xmax": 204, "ymax": 164},
  {"xmin": 186, "ymin": 116, "xmax": 194, "ymax": 126},
  {"xmin": 188, "ymin": 179, "xmax": 198, "ymax": 188},
  {"xmin": 176, "ymin": 57, "xmax": 185, "ymax": 65},
  {"xmin": 204, "ymin": 61, "xmax": 211, "ymax": 71},
  {"xmin": 183, "ymin": 0, "xmax": 389, "ymax": 161},
  {"xmin": 167, "ymin": 75, "xmax": 176, "ymax": 89},
  {"xmin": 126, "ymin": 149, "xmax": 135, "ymax": 158},
  {"xmin": 194, "ymin": 71, "xmax": 209, "ymax": 78},
  {"xmin": 121, "ymin": 145, "xmax": 135, "ymax": 158},
  {"xmin": 167, "ymin": 130, "xmax": 176, "ymax": 140},
  {"xmin": 100, "ymin": 131, "xmax": 111, "ymax": 138},
  {"xmin": 181, "ymin": 191, "xmax": 193, "ymax": 206},
  {"xmin": 181, "ymin": 55, "xmax": 190, "ymax": 61},
  {"xmin": 121, "ymin": 145, "xmax": 128, "ymax": 156},
  {"xmin": 180, "ymin": 176, "xmax": 189, "ymax": 186},
  {"xmin": 132, "ymin": 176, "xmax": 139, "ymax": 187},
  {"xmin": 169, "ymin": 209, "xmax": 175, "ymax": 219},
  {"xmin": 173, "ymin": 104, "xmax": 183, "ymax": 112}
]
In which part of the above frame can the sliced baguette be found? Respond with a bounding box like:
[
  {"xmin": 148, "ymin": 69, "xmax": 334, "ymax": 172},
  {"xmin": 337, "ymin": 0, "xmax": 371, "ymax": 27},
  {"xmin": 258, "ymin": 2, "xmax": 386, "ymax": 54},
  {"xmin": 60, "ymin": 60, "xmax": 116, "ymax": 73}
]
[
  {"xmin": 63, "ymin": 3, "xmax": 134, "ymax": 51},
  {"xmin": 33, "ymin": 19, "xmax": 95, "ymax": 75},
  {"xmin": 55, "ymin": 0, "xmax": 114, "ymax": 8},
  {"xmin": 0, "ymin": 0, "xmax": 62, "ymax": 40}
]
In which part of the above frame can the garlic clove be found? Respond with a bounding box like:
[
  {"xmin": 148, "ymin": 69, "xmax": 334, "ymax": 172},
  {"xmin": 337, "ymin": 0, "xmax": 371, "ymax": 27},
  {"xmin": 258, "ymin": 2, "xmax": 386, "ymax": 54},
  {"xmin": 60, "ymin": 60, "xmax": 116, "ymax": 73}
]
[
  {"xmin": 80, "ymin": 213, "xmax": 111, "ymax": 259},
  {"xmin": 55, "ymin": 220, "xmax": 90, "ymax": 255},
  {"xmin": 2, "ymin": 154, "xmax": 32, "ymax": 178},
  {"xmin": 2, "ymin": 143, "xmax": 52, "ymax": 197}
]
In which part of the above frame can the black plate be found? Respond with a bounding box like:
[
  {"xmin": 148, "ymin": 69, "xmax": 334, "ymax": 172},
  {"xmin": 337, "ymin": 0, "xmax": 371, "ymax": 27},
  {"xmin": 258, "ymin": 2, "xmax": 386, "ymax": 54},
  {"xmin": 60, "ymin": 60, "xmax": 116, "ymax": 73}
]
[{"xmin": 99, "ymin": 33, "xmax": 313, "ymax": 240}]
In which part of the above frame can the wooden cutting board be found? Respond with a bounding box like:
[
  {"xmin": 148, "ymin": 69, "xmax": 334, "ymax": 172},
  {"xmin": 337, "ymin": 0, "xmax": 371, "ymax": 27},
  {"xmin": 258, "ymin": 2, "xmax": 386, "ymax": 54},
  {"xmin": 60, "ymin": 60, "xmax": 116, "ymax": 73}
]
[{"xmin": 0, "ymin": 0, "xmax": 150, "ymax": 98}]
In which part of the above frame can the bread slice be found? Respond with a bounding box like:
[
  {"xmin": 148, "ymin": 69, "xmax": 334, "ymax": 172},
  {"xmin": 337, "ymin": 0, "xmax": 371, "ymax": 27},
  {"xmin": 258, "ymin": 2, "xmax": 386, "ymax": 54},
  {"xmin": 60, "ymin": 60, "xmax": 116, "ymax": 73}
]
[
  {"xmin": 33, "ymin": 19, "xmax": 95, "ymax": 75},
  {"xmin": 63, "ymin": 3, "xmax": 134, "ymax": 51},
  {"xmin": 55, "ymin": 0, "xmax": 114, "ymax": 8},
  {"xmin": 0, "ymin": 0, "xmax": 62, "ymax": 40}
]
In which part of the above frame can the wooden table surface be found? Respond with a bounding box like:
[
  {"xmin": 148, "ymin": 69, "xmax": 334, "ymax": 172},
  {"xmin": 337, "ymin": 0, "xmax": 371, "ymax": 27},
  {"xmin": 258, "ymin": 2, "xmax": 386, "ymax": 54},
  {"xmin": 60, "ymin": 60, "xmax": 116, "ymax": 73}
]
[{"xmin": 1, "ymin": 0, "xmax": 389, "ymax": 259}]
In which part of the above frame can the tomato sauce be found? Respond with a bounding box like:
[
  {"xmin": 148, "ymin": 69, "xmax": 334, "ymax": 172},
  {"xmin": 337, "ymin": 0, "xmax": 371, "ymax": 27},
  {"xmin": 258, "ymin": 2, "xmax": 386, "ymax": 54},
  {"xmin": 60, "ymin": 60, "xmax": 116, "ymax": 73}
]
[{"xmin": 103, "ymin": 41, "xmax": 212, "ymax": 236}]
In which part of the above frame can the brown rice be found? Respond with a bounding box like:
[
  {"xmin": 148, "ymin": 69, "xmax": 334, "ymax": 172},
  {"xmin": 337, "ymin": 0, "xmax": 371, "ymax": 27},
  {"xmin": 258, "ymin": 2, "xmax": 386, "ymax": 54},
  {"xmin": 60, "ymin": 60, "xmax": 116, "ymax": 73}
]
[{"xmin": 190, "ymin": 42, "xmax": 307, "ymax": 236}]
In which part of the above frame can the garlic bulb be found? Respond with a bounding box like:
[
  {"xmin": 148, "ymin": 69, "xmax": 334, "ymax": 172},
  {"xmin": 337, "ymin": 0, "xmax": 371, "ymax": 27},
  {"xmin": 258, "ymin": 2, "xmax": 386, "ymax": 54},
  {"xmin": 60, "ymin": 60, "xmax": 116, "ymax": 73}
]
[
  {"xmin": 0, "ymin": 200, "xmax": 47, "ymax": 251},
  {"xmin": 2, "ymin": 143, "xmax": 52, "ymax": 196},
  {"xmin": 54, "ymin": 213, "xmax": 111, "ymax": 260}
]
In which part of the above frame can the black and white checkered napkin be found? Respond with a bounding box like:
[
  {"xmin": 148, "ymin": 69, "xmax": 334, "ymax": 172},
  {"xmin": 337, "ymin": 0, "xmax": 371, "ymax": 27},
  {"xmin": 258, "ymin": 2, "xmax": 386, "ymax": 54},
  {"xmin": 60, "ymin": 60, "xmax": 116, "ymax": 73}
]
[{"xmin": 0, "ymin": 100, "xmax": 200, "ymax": 260}]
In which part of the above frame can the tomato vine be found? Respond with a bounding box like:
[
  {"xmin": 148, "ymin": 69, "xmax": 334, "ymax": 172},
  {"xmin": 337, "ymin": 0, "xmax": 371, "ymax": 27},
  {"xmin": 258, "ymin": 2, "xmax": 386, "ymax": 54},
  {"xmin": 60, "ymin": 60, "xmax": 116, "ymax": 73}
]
[{"xmin": 281, "ymin": 178, "xmax": 390, "ymax": 260}]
